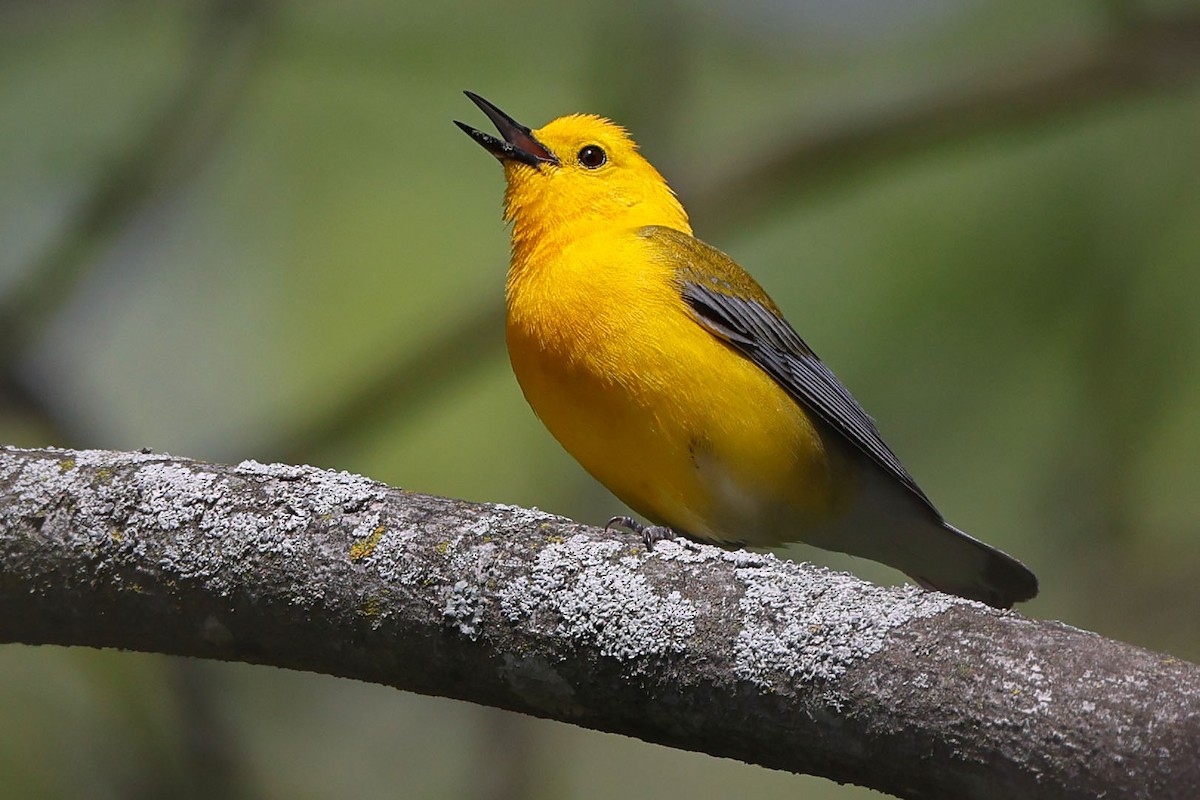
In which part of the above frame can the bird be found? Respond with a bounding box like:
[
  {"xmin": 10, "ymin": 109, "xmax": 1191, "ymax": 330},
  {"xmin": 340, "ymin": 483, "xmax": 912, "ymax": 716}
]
[{"xmin": 455, "ymin": 91, "xmax": 1038, "ymax": 608}]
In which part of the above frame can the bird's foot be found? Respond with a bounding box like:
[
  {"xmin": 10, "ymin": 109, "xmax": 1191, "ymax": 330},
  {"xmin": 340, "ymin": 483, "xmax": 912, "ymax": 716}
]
[{"xmin": 605, "ymin": 516, "xmax": 678, "ymax": 551}]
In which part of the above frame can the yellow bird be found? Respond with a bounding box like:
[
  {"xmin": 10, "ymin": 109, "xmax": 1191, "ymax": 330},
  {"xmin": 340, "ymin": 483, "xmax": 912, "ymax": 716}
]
[{"xmin": 456, "ymin": 91, "xmax": 1037, "ymax": 608}]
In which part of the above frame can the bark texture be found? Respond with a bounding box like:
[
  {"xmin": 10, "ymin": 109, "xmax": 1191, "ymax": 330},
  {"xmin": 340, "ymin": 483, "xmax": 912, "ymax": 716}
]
[{"xmin": 0, "ymin": 446, "xmax": 1197, "ymax": 799}]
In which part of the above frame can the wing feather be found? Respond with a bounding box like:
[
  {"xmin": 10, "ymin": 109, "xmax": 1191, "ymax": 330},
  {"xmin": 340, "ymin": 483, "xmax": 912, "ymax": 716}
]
[{"xmin": 641, "ymin": 225, "xmax": 937, "ymax": 512}]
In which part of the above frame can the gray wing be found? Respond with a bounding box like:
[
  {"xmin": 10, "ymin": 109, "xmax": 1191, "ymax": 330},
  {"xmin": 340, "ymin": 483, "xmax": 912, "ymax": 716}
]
[{"xmin": 681, "ymin": 280, "xmax": 937, "ymax": 513}]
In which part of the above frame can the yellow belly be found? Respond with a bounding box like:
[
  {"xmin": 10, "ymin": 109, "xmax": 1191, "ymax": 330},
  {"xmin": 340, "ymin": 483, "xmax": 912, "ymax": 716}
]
[{"xmin": 505, "ymin": 233, "xmax": 850, "ymax": 545}]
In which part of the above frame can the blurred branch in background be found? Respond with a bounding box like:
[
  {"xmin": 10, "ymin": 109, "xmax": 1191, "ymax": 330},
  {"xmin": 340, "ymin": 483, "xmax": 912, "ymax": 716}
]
[
  {"xmin": 1095, "ymin": 0, "xmax": 1150, "ymax": 29},
  {"xmin": 0, "ymin": 3, "xmax": 276, "ymax": 799},
  {"xmin": 583, "ymin": 0, "xmax": 689, "ymax": 148},
  {"xmin": 683, "ymin": 9, "xmax": 1200, "ymax": 229},
  {"xmin": 474, "ymin": 709, "xmax": 540, "ymax": 800},
  {"xmin": 275, "ymin": 7, "xmax": 1200, "ymax": 466},
  {"xmin": 2, "ymin": 446, "xmax": 1198, "ymax": 800},
  {"xmin": 275, "ymin": 303, "xmax": 504, "ymax": 464},
  {"xmin": 271, "ymin": 2, "xmax": 695, "ymax": 467},
  {"xmin": 160, "ymin": 659, "xmax": 256, "ymax": 800},
  {"xmin": 0, "ymin": 0, "xmax": 273, "ymax": 445}
]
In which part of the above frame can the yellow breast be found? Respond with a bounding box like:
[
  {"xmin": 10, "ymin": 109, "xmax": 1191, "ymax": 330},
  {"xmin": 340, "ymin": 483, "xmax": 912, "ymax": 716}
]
[{"xmin": 505, "ymin": 227, "xmax": 849, "ymax": 545}]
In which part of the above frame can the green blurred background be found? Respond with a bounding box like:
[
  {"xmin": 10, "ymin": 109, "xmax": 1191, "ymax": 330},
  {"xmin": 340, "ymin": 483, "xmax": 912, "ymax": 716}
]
[{"xmin": 2, "ymin": 1, "xmax": 1199, "ymax": 797}]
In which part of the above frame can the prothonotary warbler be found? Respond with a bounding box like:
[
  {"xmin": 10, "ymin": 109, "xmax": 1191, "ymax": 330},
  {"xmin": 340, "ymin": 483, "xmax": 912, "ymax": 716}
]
[{"xmin": 456, "ymin": 91, "xmax": 1038, "ymax": 609}]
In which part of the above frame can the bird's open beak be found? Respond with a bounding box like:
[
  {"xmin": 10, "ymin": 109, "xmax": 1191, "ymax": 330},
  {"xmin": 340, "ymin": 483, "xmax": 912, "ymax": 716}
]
[{"xmin": 455, "ymin": 91, "xmax": 559, "ymax": 168}]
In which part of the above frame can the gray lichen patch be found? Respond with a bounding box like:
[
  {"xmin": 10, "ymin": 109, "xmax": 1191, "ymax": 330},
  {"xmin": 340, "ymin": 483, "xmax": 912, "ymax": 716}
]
[
  {"xmin": 444, "ymin": 579, "xmax": 483, "ymax": 639},
  {"xmin": 649, "ymin": 538, "xmax": 729, "ymax": 565},
  {"xmin": 2, "ymin": 449, "xmax": 396, "ymax": 605},
  {"xmin": 133, "ymin": 464, "xmax": 222, "ymax": 531},
  {"xmin": 500, "ymin": 534, "xmax": 696, "ymax": 663},
  {"xmin": 355, "ymin": 526, "xmax": 426, "ymax": 588},
  {"xmin": 487, "ymin": 503, "xmax": 568, "ymax": 530},
  {"xmin": 996, "ymin": 646, "xmax": 1055, "ymax": 716},
  {"xmin": 732, "ymin": 556, "xmax": 962, "ymax": 686},
  {"xmin": 648, "ymin": 540, "xmax": 965, "ymax": 688},
  {"xmin": 234, "ymin": 459, "xmax": 389, "ymax": 519}
]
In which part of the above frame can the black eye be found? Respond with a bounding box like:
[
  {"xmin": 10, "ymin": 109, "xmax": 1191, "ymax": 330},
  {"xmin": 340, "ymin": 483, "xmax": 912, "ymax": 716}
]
[{"xmin": 577, "ymin": 145, "xmax": 606, "ymax": 169}]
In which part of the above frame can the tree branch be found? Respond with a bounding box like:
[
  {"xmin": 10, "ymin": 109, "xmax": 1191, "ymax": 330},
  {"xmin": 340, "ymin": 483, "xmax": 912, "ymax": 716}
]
[
  {"xmin": 1, "ymin": 446, "xmax": 1196, "ymax": 799},
  {"xmin": 0, "ymin": 0, "xmax": 273, "ymax": 370}
]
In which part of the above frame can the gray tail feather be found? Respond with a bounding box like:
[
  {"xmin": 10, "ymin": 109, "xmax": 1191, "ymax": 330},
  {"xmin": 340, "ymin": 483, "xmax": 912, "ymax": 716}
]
[{"xmin": 898, "ymin": 521, "xmax": 1038, "ymax": 609}]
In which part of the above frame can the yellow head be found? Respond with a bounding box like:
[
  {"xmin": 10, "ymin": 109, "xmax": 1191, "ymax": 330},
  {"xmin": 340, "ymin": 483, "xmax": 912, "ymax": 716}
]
[{"xmin": 456, "ymin": 92, "xmax": 691, "ymax": 250}]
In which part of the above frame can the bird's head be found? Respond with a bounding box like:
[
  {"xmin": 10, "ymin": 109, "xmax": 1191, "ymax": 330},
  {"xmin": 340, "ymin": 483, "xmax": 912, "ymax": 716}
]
[{"xmin": 456, "ymin": 92, "xmax": 690, "ymax": 245}]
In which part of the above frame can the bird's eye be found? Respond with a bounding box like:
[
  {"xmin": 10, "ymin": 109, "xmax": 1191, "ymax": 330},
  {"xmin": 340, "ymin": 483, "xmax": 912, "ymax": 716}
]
[{"xmin": 577, "ymin": 145, "xmax": 607, "ymax": 169}]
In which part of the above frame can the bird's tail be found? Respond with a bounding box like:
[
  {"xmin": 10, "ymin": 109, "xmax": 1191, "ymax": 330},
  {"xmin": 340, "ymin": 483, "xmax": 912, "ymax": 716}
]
[
  {"xmin": 890, "ymin": 519, "xmax": 1038, "ymax": 609},
  {"xmin": 822, "ymin": 465, "xmax": 1039, "ymax": 608}
]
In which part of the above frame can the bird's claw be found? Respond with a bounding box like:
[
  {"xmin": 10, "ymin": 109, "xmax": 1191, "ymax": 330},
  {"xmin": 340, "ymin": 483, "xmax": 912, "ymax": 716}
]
[{"xmin": 605, "ymin": 515, "xmax": 678, "ymax": 551}]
